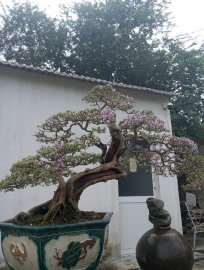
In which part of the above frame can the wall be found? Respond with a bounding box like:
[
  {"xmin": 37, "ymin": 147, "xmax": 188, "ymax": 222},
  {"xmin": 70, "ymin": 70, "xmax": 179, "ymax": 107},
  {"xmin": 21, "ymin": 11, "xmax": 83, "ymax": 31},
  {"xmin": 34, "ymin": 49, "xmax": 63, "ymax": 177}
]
[{"xmin": 0, "ymin": 66, "xmax": 182, "ymax": 258}]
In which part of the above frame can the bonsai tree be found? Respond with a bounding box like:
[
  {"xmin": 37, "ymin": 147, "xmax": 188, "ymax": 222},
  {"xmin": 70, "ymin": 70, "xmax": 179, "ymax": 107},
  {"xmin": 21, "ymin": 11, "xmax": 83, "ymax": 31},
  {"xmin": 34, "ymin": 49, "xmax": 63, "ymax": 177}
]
[{"xmin": 0, "ymin": 85, "xmax": 203, "ymax": 225}]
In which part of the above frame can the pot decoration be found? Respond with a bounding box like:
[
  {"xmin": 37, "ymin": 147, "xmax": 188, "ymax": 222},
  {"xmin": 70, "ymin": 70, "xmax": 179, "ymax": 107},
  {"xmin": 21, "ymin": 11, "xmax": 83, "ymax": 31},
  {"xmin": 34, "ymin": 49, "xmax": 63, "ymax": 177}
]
[
  {"xmin": 0, "ymin": 212, "xmax": 112, "ymax": 270},
  {"xmin": 136, "ymin": 198, "xmax": 194, "ymax": 270}
]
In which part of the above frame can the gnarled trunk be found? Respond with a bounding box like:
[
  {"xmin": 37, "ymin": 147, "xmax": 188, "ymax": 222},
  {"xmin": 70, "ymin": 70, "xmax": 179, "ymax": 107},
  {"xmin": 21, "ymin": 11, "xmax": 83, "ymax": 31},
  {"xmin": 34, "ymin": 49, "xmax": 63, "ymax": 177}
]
[{"xmin": 14, "ymin": 124, "xmax": 127, "ymax": 224}]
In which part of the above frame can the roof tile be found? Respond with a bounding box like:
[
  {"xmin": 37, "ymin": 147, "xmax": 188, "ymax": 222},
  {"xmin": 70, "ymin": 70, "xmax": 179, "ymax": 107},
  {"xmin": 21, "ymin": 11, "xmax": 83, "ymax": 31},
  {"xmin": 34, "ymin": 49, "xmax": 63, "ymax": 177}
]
[{"xmin": 0, "ymin": 60, "xmax": 174, "ymax": 97}]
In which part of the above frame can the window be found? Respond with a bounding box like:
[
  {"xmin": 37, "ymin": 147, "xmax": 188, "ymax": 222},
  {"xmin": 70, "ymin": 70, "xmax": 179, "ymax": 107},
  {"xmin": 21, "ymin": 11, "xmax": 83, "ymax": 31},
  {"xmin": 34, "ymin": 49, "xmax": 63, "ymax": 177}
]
[{"xmin": 118, "ymin": 166, "xmax": 153, "ymax": 196}]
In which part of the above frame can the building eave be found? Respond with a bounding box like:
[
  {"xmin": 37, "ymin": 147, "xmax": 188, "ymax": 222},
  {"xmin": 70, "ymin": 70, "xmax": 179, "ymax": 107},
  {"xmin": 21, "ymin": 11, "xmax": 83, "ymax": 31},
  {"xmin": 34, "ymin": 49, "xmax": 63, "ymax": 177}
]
[{"xmin": 0, "ymin": 60, "xmax": 174, "ymax": 97}]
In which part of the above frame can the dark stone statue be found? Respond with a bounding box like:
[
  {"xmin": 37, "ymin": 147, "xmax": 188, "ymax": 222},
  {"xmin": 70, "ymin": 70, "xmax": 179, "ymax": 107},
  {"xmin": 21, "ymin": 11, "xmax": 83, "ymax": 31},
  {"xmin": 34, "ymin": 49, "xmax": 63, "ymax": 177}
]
[
  {"xmin": 146, "ymin": 197, "xmax": 171, "ymax": 228},
  {"xmin": 136, "ymin": 197, "xmax": 194, "ymax": 270}
]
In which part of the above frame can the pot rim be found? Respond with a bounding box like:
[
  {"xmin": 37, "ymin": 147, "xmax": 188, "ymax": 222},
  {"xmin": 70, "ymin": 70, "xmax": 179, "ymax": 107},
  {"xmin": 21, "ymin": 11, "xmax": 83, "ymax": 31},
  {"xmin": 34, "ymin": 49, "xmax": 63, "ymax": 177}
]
[{"xmin": 0, "ymin": 212, "xmax": 113, "ymax": 232}]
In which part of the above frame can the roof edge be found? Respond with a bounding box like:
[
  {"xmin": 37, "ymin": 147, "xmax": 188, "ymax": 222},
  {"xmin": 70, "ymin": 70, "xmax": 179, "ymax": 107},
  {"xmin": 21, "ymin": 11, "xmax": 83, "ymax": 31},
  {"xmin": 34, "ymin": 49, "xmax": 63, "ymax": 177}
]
[{"xmin": 0, "ymin": 60, "xmax": 174, "ymax": 97}]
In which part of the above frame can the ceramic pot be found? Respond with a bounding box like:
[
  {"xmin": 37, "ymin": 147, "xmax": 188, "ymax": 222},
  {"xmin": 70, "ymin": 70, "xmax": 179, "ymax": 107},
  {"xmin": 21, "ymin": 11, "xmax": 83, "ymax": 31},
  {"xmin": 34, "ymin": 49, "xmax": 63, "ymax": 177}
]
[
  {"xmin": 136, "ymin": 226, "xmax": 194, "ymax": 270},
  {"xmin": 0, "ymin": 212, "xmax": 112, "ymax": 270}
]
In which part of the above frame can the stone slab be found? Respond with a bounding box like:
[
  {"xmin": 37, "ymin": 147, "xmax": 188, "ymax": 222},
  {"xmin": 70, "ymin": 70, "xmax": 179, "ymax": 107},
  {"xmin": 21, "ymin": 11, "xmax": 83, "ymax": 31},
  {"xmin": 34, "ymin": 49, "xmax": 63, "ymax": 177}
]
[{"xmin": 97, "ymin": 257, "xmax": 140, "ymax": 270}]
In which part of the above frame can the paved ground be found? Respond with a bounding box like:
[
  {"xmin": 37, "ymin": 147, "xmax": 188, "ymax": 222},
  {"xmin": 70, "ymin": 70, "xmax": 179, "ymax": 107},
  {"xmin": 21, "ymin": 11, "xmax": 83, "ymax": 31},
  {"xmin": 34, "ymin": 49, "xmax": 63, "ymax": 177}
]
[
  {"xmin": 187, "ymin": 232, "xmax": 204, "ymax": 270},
  {"xmin": 97, "ymin": 253, "xmax": 204, "ymax": 270},
  {"xmin": 0, "ymin": 255, "xmax": 203, "ymax": 270}
]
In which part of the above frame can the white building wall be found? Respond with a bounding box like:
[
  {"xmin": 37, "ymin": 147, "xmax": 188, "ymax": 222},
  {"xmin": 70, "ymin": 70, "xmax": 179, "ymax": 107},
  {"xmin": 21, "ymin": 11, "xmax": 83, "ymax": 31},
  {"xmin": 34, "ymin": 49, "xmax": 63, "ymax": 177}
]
[{"xmin": 0, "ymin": 66, "xmax": 182, "ymax": 259}]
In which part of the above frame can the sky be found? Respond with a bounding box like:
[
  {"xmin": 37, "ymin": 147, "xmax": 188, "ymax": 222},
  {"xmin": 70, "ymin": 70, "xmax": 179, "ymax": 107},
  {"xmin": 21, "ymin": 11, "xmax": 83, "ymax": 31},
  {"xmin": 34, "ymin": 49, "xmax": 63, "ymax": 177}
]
[
  {"xmin": 170, "ymin": 0, "xmax": 204, "ymax": 42},
  {"xmin": 0, "ymin": 0, "xmax": 204, "ymax": 44}
]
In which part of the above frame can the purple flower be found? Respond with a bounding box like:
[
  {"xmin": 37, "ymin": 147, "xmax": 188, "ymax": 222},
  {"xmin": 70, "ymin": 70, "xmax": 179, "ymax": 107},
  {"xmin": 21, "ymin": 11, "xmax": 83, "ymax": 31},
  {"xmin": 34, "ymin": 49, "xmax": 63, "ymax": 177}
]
[
  {"xmin": 173, "ymin": 137, "xmax": 198, "ymax": 153},
  {"xmin": 100, "ymin": 108, "xmax": 116, "ymax": 123},
  {"xmin": 119, "ymin": 111, "xmax": 168, "ymax": 132},
  {"xmin": 125, "ymin": 95, "xmax": 134, "ymax": 106}
]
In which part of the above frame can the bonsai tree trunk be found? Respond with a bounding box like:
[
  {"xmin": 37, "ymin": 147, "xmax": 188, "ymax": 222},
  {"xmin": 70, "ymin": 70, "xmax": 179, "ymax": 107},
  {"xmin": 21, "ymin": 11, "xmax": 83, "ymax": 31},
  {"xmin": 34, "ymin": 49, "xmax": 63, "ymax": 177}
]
[{"xmin": 14, "ymin": 125, "xmax": 127, "ymax": 224}]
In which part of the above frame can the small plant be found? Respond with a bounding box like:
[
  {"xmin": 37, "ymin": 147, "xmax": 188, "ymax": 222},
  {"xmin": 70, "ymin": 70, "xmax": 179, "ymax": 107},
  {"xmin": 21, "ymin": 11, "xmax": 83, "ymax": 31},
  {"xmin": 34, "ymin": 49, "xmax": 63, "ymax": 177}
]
[{"xmin": 0, "ymin": 85, "xmax": 203, "ymax": 225}]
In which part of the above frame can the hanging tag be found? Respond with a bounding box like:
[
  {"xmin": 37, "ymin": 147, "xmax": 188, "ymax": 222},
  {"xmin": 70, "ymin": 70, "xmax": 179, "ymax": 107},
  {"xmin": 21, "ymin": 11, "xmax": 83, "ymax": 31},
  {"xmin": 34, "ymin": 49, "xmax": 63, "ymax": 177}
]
[{"xmin": 129, "ymin": 158, "xmax": 137, "ymax": 172}]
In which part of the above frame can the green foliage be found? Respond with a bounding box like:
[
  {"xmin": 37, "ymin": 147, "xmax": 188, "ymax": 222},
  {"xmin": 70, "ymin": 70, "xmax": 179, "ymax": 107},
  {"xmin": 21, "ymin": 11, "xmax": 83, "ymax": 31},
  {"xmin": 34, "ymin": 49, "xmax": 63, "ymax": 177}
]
[
  {"xmin": 167, "ymin": 41, "xmax": 204, "ymax": 144},
  {"xmin": 178, "ymin": 154, "xmax": 204, "ymax": 190},
  {"xmin": 0, "ymin": 1, "xmax": 71, "ymax": 70},
  {"xmin": 68, "ymin": 0, "xmax": 170, "ymax": 81},
  {"xmin": 0, "ymin": 155, "xmax": 57, "ymax": 191}
]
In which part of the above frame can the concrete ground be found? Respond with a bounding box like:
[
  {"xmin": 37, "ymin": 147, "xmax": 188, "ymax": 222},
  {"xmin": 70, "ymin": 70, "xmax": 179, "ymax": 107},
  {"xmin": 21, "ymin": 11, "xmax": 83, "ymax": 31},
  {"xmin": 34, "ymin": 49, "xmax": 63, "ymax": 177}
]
[
  {"xmin": 186, "ymin": 232, "xmax": 204, "ymax": 270},
  {"xmin": 97, "ymin": 253, "xmax": 204, "ymax": 270}
]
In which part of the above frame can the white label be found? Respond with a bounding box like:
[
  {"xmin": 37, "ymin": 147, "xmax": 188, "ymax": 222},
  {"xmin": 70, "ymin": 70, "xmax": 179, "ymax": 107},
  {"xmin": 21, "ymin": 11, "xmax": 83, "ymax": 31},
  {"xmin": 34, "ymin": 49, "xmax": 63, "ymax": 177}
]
[
  {"xmin": 129, "ymin": 158, "xmax": 137, "ymax": 173},
  {"xmin": 186, "ymin": 192, "xmax": 196, "ymax": 208}
]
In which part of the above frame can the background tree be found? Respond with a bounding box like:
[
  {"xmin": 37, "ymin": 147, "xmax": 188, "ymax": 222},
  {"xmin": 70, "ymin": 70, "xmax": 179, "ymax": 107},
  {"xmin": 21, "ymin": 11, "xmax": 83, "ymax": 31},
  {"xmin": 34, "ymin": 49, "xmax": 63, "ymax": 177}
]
[
  {"xmin": 167, "ymin": 41, "xmax": 204, "ymax": 144},
  {"xmin": 0, "ymin": 1, "xmax": 71, "ymax": 70},
  {"xmin": 67, "ymin": 0, "xmax": 170, "ymax": 81},
  {"xmin": 0, "ymin": 0, "xmax": 203, "ymax": 144}
]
